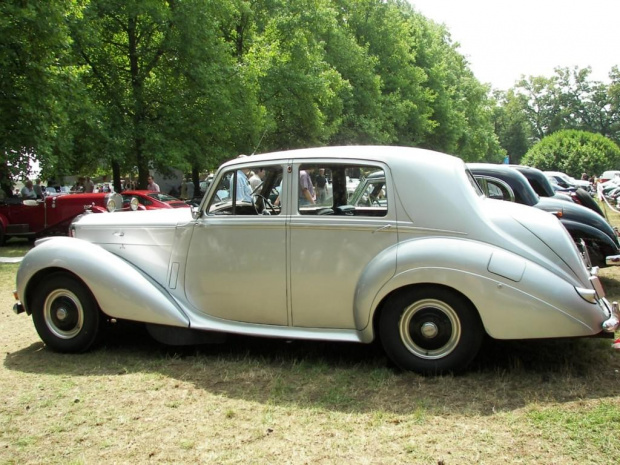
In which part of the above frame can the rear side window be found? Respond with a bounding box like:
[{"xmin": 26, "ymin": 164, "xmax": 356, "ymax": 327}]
[{"xmin": 298, "ymin": 163, "xmax": 387, "ymax": 217}]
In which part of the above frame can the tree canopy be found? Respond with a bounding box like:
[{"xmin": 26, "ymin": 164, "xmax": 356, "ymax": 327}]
[
  {"xmin": 493, "ymin": 66, "xmax": 620, "ymax": 164},
  {"xmin": 3, "ymin": 0, "xmax": 504, "ymax": 189}
]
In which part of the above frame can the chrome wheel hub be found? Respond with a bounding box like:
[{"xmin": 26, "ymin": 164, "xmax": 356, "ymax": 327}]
[
  {"xmin": 43, "ymin": 289, "xmax": 84, "ymax": 339},
  {"xmin": 420, "ymin": 322, "xmax": 439, "ymax": 338},
  {"xmin": 399, "ymin": 298, "xmax": 461, "ymax": 360}
]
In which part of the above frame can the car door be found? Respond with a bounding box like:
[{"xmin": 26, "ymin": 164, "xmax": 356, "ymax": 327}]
[
  {"xmin": 184, "ymin": 162, "xmax": 289, "ymax": 325},
  {"xmin": 3, "ymin": 198, "xmax": 46, "ymax": 234},
  {"xmin": 288, "ymin": 160, "xmax": 398, "ymax": 330}
]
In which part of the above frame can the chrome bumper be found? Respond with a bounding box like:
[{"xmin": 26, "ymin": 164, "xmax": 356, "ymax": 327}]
[
  {"xmin": 606, "ymin": 254, "xmax": 620, "ymax": 266},
  {"xmin": 602, "ymin": 301, "xmax": 620, "ymax": 332}
]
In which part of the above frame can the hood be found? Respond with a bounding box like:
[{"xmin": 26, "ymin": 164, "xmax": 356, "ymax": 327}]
[{"xmin": 73, "ymin": 207, "xmax": 193, "ymax": 229}]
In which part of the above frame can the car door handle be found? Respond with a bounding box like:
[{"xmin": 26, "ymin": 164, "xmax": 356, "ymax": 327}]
[
  {"xmin": 114, "ymin": 231, "xmax": 124, "ymax": 237},
  {"xmin": 373, "ymin": 224, "xmax": 393, "ymax": 234}
]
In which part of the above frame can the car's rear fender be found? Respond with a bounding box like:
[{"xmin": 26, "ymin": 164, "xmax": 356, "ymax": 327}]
[
  {"xmin": 355, "ymin": 237, "xmax": 606, "ymax": 342},
  {"xmin": 16, "ymin": 236, "xmax": 190, "ymax": 328},
  {"xmin": 561, "ymin": 218, "xmax": 619, "ymax": 253}
]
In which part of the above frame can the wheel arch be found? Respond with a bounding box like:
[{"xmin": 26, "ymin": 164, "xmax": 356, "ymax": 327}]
[
  {"xmin": 16, "ymin": 237, "xmax": 190, "ymax": 328},
  {"xmin": 370, "ymin": 282, "xmax": 482, "ymax": 345},
  {"xmin": 23, "ymin": 267, "xmax": 93, "ymax": 316}
]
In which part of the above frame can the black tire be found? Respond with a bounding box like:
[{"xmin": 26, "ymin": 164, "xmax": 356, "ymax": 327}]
[
  {"xmin": 575, "ymin": 188, "xmax": 605, "ymax": 218},
  {"xmin": 0, "ymin": 224, "xmax": 5, "ymax": 246},
  {"xmin": 31, "ymin": 273, "xmax": 102, "ymax": 353},
  {"xmin": 379, "ymin": 286, "xmax": 484, "ymax": 375},
  {"xmin": 585, "ymin": 241, "xmax": 606, "ymax": 268}
]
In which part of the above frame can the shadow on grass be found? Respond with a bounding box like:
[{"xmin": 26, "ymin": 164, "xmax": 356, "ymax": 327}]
[
  {"xmin": 0, "ymin": 237, "xmax": 33, "ymax": 257},
  {"xmin": 5, "ymin": 320, "xmax": 620, "ymax": 416}
]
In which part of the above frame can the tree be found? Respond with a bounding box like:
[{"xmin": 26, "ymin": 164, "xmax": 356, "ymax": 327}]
[
  {"xmin": 492, "ymin": 89, "xmax": 535, "ymax": 164},
  {"xmin": 0, "ymin": 1, "xmax": 75, "ymax": 187},
  {"xmin": 521, "ymin": 130, "xmax": 620, "ymax": 178},
  {"xmin": 505, "ymin": 67, "xmax": 620, "ymax": 153}
]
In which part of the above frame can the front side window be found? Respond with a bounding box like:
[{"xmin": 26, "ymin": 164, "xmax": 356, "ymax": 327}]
[{"xmin": 206, "ymin": 164, "xmax": 283, "ymax": 216}]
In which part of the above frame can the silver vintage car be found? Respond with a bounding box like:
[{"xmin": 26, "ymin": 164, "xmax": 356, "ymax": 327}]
[{"xmin": 12, "ymin": 146, "xmax": 619, "ymax": 374}]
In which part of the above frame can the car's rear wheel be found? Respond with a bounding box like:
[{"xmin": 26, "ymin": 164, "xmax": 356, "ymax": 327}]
[
  {"xmin": 31, "ymin": 273, "xmax": 102, "ymax": 352},
  {"xmin": 380, "ymin": 286, "xmax": 483, "ymax": 375},
  {"xmin": 0, "ymin": 224, "xmax": 5, "ymax": 246}
]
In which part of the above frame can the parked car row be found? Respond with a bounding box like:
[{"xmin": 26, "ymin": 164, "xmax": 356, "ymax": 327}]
[
  {"xmin": 12, "ymin": 146, "xmax": 619, "ymax": 376},
  {"xmin": 470, "ymin": 164, "xmax": 618, "ymax": 268}
]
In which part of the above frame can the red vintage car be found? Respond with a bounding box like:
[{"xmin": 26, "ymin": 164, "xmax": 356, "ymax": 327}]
[
  {"xmin": 121, "ymin": 190, "xmax": 190, "ymax": 210},
  {"xmin": 0, "ymin": 192, "xmax": 122, "ymax": 245}
]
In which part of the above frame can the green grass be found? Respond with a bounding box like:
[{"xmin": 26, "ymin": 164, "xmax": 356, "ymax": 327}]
[
  {"xmin": 2, "ymin": 198, "xmax": 620, "ymax": 463},
  {"xmin": 0, "ymin": 237, "xmax": 32, "ymax": 257}
]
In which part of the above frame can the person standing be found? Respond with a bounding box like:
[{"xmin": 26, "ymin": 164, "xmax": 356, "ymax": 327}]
[
  {"xmin": 84, "ymin": 176, "xmax": 95, "ymax": 193},
  {"xmin": 33, "ymin": 179, "xmax": 44, "ymax": 199},
  {"xmin": 299, "ymin": 168, "xmax": 315, "ymax": 205},
  {"xmin": 236, "ymin": 168, "xmax": 253, "ymax": 202},
  {"xmin": 180, "ymin": 178, "xmax": 188, "ymax": 200},
  {"xmin": 147, "ymin": 175, "xmax": 160, "ymax": 192},
  {"xmin": 315, "ymin": 168, "xmax": 327, "ymax": 203},
  {"xmin": 20, "ymin": 180, "xmax": 36, "ymax": 199},
  {"xmin": 249, "ymin": 168, "xmax": 265, "ymax": 191},
  {"xmin": 186, "ymin": 177, "xmax": 195, "ymax": 200}
]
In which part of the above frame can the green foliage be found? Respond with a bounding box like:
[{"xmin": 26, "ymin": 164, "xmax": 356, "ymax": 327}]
[
  {"xmin": 521, "ymin": 130, "xmax": 620, "ymax": 178},
  {"xmin": 0, "ymin": 0, "xmax": 75, "ymax": 179},
  {"xmin": 3, "ymin": 0, "xmax": 508, "ymax": 184},
  {"xmin": 492, "ymin": 90, "xmax": 534, "ymax": 164},
  {"xmin": 499, "ymin": 67, "xmax": 620, "ymax": 160}
]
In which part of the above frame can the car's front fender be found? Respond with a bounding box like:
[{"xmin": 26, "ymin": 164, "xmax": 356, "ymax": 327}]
[
  {"xmin": 355, "ymin": 237, "xmax": 606, "ymax": 342},
  {"xmin": 16, "ymin": 236, "xmax": 190, "ymax": 328}
]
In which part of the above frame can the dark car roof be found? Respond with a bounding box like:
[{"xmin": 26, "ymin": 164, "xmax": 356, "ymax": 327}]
[
  {"xmin": 510, "ymin": 165, "xmax": 556, "ymax": 197},
  {"xmin": 467, "ymin": 164, "xmax": 539, "ymax": 206}
]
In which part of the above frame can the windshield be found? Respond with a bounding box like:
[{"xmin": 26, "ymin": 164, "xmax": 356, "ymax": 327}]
[{"xmin": 146, "ymin": 193, "xmax": 179, "ymax": 202}]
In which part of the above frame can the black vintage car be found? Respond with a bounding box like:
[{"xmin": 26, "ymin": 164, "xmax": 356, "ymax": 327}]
[
  {"xmin": 469, "ymin": 163, "xmax": 620, "ymax": 268},
  {"xmin": 511, "ymin": 165, "xmax": 605, "ymax": 218}
]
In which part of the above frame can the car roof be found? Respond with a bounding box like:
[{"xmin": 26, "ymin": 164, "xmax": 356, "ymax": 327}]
[
  {"xmin": 218, "ymin": 146, "xmax": 463, "ymax": 172},
  {"xmin": 468, "ymin": 163, "xmax": 540, "ymax": 206}
]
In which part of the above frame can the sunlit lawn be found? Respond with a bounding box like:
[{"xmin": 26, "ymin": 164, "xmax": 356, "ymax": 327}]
[{"xmin": 1, "ymin": 200, "xmax": 620, "ymax": 463}]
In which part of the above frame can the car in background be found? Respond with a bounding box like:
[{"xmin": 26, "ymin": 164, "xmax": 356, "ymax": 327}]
[
  {"xmin": 545, "ymin": 171, "xmax": 591, "ymax": 192},
  {"xmin": 121, "ymin": 190, "xmax": 190, "ymax": 210},
  {"xmin": 511, "ymin": 165, "xmax": 604, "ymax": 218},
  {"xmin": 600, "ymin": 170, "xmax": 620, "ymax": 184},
  {"xmin": 470, "ymin": 164, "xmax": 619, "ymax": 268},
  {"xmin": 0, "ymin": 192, "xmax": 123, "ymax": 245},
  {"xmin": 12, "ymin": 146, "xmax": 619, "ymax": 375}
]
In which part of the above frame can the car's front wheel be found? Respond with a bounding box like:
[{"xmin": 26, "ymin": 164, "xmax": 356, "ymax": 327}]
[
  {"xmin": 380, "ymin": 286, "xmax": 484, "ymax": 375},
  {"xmin": 31, "ymin": 273, "xmax": 102, "ymax": 352}
]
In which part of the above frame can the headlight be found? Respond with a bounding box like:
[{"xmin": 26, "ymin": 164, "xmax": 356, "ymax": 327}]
[{"xmin": 130, "ymin": 197, "xmax": 139, "ymax": 211}]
